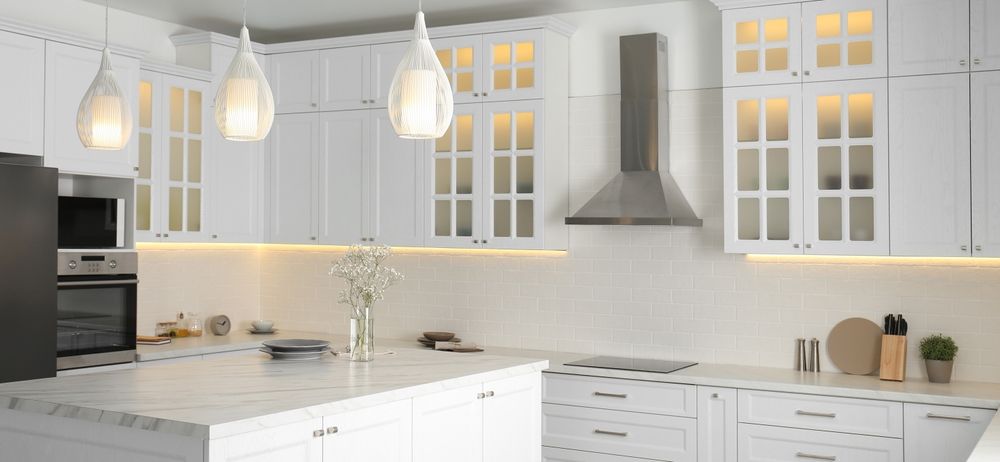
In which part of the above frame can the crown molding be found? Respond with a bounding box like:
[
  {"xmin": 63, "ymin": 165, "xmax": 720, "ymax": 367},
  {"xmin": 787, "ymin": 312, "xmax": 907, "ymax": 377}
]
[
  {"xmin": 170, "ymin": 31, "xmax": 267, "ymax": 53},
  {"xmin": 0, "ymin": 17, "xmax": 146, "ymax": 59},
  {"xmin": 140, "ymin": 60, "xmax": 214, "ymax": 82},
  {"xmin": 707, "ymin": 0, "xmax": 815, "ymax": 10}
]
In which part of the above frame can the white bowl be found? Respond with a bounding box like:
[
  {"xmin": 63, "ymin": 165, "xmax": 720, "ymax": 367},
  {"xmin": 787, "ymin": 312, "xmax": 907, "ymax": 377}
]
[{"xmin": 252, "ymin": 320, "xmax": 274, "ymax": 331}]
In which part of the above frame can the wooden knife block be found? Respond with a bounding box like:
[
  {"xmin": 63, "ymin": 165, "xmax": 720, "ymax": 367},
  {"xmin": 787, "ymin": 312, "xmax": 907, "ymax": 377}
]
[{"xmin": 879, "ymin": 335, "xmax": 907, "ymax": 381}]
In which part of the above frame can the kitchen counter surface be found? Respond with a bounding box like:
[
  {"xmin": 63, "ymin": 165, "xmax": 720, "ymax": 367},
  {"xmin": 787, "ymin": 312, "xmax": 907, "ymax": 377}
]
[{"xmin": 136, "ymin": 329, "xmax": 342, "ymax": 362}]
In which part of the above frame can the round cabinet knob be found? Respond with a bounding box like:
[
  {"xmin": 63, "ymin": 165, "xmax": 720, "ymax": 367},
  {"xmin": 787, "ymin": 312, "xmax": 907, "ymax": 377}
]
[
  {"xmin": 68, "ymin": 260, "xmax": 78, "ymax": 270},
  {"xmin": 108, "ymin": 260, "xmax": 118, "ymax": 269},
  {"xmin": 473, "ymin": 239, "xmax": 480, "ymax": 244},
  {"xmin": 792, "ymin": 71, "xmax": 799, "ymax": 77},
  {"xmin": 804, "ymin": 70, "xmax": 811, "ymax": 76}
]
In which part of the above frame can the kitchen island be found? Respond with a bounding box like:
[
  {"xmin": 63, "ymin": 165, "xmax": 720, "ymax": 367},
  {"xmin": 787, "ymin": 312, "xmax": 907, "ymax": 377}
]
[{"xmin": 0, "ymin": 347, "xmax": 547, "ymax": 461}]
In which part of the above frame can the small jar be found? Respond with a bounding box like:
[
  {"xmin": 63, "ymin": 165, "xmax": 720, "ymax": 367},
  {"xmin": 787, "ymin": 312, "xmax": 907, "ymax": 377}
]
[
  {"xmin": 175, "ymin": 312, "xmax": 190, "ymax": 338},
  {"xmin": 188, "ymin": 313, "xmax": 204, "ymax": 337},
  {"xmin": 155, "ymin": 321, "xmax": 176, "ymax": 337}
]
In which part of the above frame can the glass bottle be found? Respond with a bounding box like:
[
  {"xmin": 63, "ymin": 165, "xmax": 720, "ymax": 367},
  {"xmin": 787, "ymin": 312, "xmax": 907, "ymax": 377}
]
[{"xmin": 188, "ymin": 313, "xmax": 204, "ymax": 337}]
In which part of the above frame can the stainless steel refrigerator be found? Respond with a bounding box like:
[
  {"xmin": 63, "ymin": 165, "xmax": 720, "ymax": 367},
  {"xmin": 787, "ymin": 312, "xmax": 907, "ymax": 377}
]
[{"xmin": 0, "ymin": 161, "xmax": 57, "ymax": 383}]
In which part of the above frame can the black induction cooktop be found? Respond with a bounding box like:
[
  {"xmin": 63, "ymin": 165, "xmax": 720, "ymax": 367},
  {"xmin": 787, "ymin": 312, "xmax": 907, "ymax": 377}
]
[{"xmin": 564, "ymin": 356, "xmax": 698, "ymax": 374}]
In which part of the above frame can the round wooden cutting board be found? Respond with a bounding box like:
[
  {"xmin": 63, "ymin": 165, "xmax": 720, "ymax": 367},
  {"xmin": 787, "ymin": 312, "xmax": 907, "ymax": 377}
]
[{"xmin": 827, "ymin": 317, "xmax": 883, "ymax": 375}]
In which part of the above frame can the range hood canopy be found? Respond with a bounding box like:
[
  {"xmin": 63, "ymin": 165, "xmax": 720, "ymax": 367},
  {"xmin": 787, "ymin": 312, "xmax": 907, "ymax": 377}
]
[{"xmin": 565, "ymin": 33, "xmax": 702, "ymax": 227}]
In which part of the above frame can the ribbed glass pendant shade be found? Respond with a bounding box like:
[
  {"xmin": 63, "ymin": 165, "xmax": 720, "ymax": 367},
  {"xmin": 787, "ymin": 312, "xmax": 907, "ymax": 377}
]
[
  {"xmin": 388, "ymin": 11, "xmax": 454, "ymax": 140},
  {"xmin": 214, "ymin": 26, "xmax": 274, "ymax": 141},
  {"xmin": 77, "ymin": 48, "xmax": 133, "ymax": 150}
]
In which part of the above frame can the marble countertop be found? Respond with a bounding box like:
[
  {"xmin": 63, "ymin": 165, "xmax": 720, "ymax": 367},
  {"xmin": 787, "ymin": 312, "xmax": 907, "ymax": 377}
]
[{"xmin": 136, "ymin": 329, "xmax": 343, "ymax": 362}]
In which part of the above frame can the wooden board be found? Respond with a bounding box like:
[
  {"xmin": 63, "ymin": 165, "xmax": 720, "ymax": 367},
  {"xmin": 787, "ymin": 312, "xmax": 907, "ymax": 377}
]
[{"xmin": 827, "ymin": 317, "xmax": 884, "ymax": 375}]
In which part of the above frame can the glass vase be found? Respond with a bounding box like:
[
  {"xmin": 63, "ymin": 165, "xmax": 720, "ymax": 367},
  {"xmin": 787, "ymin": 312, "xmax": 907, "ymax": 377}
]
[{"xmin": 349, "ymin": 310, "xmax": 375, "ymax": 362}]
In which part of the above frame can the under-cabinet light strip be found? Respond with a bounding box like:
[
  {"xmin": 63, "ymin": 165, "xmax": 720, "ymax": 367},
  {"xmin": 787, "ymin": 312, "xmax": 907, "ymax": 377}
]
[
  {"xmin": 746, "ymin": 254, "xmax": 1000, "ymax": 267},
  {"xmin": 136, "ymin": 242, "xmax": 567, "ymax": 257}
]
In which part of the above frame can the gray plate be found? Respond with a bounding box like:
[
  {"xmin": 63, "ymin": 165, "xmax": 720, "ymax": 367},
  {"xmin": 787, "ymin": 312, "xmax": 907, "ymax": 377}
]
[
  {"xmin": 259, "ymin": 348, "xmax": 330, "ymax": 361},
  {"xmin": 262, "ymin": 339, "xmax": 331, "ymax": 352}
]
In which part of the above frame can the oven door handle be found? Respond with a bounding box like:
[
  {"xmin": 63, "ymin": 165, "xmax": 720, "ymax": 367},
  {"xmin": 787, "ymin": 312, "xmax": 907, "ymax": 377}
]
[{"xmin": 57, "ymin": 279, "xmax": 139, "ymax": 287}]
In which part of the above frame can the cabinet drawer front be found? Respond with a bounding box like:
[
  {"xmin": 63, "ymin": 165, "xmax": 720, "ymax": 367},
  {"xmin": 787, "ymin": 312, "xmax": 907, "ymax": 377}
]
[
  {"xmin": 544, "ymin": 373, "xmax": 696, "ymax": 417},
  {"xmin": 543, "ymin": 446, "xmax": 653, "ymax": 462},
  {"xmin": 542, "ymin": 403, "xmax": 696, "ymax": 462},
  {"xmin": 738, "ymin": 423, "xmax": 903, "ymax": 462},
  {"xmin": 903, "ymin": 403, "xmax": 994, "ymax": 462},
  {"xmin": 738, "ymin": 390, "xmax": 902, "ymax": 437}
]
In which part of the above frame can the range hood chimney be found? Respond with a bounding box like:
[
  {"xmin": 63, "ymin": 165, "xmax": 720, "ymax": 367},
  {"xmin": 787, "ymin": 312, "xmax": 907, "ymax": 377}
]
[{"xmin": 565, "ymin": 33, "xmax": 702, "ymax": 226}]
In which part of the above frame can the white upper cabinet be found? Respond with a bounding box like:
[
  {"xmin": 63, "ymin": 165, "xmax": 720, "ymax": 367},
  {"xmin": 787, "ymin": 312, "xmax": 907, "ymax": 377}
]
[
  {"xmin": 45, "ymin": 41, "xmax": 140, "ymax": 177},
  {"xmin": 801, "ymin": 0, "xmax": 888, "ymax": 82},
  {"xmin": 319, "ymin": 46, "xmax": 370, "ymax": 112},
  {"xmin": 723, "ymin": 84, "xmax": 803, "ymax": 254},
  {"xmin": 971, "ymin": 0, "xmax": 1000, "ymax": 71},
  {"xmin": 888, "ymin": 0, "xmax": 970, "ymax": 76},
  {"xmin": 433, "ymin": 35, "xmax": 485, "ymax": 104},
  {"xmin": 369, "ymin": 110, "xmax": 423, "ymax": 246},
  {"xmin": 722, "ymin": 3, "xmax": 802, "ymax": 87},
  {"xmin": 972, "ymin": 71, "xmax": 1000, "ymax": 257},
  {"xmin": 371, "ymin": 42, "xmax": 408, "ymax": 108},
  {"xmin": 209, "ymin": 127, "xmax": 264, "ymax": 243},
  {"xmin": 157, "ymin": 75, "xmax": 209, "ymax": 242},
  {"xmin": 269, "ymin": 113, "xmax": 320, "ymax": 244},
  {"xmin": 271, "ymin": 50, "xmax": 321, "ymax": 113},
  {"xmin": 803, "ymin": 78, "xmax": 889, "ymax": 255},
  {"xmin": 317, "ymin": 110, "xmax": 367, "ymax": 245},
  {"xmin": 0, "ymin": 30, "xmax": 44, "ymax": 156},
  {"xmin": 483, "ymin": 30, "xmax": 545, "ymax": 101},
  {"xmin": 427, "ymin": 103, "xmax": 484, "ymax": 248},
  {"xmin": 889, "ymin": 73, "xmax": 971, "ymax": 257}
]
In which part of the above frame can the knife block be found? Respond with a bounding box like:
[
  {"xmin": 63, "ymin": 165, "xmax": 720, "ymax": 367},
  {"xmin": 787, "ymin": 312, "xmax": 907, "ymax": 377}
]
[{"xmin": 879, "ymin": 335, "xmax": 907, "ymax": 381}]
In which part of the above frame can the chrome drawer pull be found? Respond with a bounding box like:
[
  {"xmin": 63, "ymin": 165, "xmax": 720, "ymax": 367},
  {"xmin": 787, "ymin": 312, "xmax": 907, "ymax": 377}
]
[
  {"xmin": 927, "ymin": 412, "xmax": 972, "ymax": 422},
  {"xmin": 796, "ymin": 410, "xmax": 836, "ymax": 418},
  {"xmin": 594, "ymin": 429, "xmax": 629, "ymax": 437},
  {"xmin": 593, "ymin": 391, "xmax": 628, "ymax": 399},
  {"xmin": 796, "ymin": 452, "xmax": 836, "ymax": 461}
]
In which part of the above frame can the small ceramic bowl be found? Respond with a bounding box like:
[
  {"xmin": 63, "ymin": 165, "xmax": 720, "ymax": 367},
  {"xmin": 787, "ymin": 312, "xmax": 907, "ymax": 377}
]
[
  {"xmin": 423, "ymin": 331, "xmax": 455, "ymax": 342},
  {"xmin": 252, "ymin": 320, "xmax": 275, "ymax": 331}
]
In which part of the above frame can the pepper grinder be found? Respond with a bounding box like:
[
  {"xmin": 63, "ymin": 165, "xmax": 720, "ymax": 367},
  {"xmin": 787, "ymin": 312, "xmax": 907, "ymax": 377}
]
[
  {"xmin": 796, "ymin": 338, "xmax": 807, "ymax": 371},
  {"xmin": 813, "ymin": 338, "xmax": 821, "ymax": 372}
]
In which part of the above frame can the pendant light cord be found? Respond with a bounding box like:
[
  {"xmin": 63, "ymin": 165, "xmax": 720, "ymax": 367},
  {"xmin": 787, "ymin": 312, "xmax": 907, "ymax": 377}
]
[
  {"xmin": 242, "ymin": 0, "xmax": 247, "ymax": 27},
  {"xmin": 104, "ymin": 0, "xmax": 109, "ymax": 47}
]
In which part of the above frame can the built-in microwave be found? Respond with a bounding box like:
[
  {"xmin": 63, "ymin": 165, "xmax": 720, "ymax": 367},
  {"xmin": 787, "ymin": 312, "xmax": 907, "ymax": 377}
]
[{"xmin": 58, "ymin": 196, "xmax": 125, "ymax": 249}]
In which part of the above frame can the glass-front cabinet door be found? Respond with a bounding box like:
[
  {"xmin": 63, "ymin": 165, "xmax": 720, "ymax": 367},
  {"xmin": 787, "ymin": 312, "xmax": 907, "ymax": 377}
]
[
  {"xmin": 724, "ymin": 84, "xmax": 802, "ymax": 254},
  {"xmin": 434, "ymin": 36, "xmax": 484, "ymax": 104},
  {"xmin": 427, "ymin": 104, "xmax": 483, "ymax": 248},
  {"xmin": 484, "ymin": 100, "xmax": 543, "ymax": 249},
  {"xmin": 160, "ymin": 75, "xmax": 208, "ymax": 242},
  {"xmin": 803, "ymin": 79, "xmax": 888, "ymax": 255},
  {"xmin": 483, "ymin": 30, "xmax": 544, "ymax": 101},
  {"xmin": 802, "ymin": 0, "xmax": 887, "ymax": 82},
  {"xmin": 722, "ymin": 3, "xmax": 802, "ymax": 87},
  {"xmin": 135, "ymin": 73, "xmax": 160, "ymax": 242}
]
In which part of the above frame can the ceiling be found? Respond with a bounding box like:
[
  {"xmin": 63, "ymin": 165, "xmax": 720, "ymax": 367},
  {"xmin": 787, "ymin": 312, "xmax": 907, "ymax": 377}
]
[{"xmin": 91, "ymin": 0, "xmax": 677, "ymax": 43}]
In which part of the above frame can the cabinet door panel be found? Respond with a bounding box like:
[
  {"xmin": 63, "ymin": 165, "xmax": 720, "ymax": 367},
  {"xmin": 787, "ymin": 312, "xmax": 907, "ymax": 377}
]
[
  {"xmin": 971, "ymin": 0, "xmax": 1000, "ymax": 71},
  {"xmin": 722, "ymin": 3, "xmax": 801, "ymax": 87},
  {"xmin": 543, "ymin": 447, "xmax": 650, "ymax": 462},
  {"xmin": 208, "ymin": 419, "xmax": 323, "ymax": 462},
  {"xmin": 370, "ymin": 110, "xmax": 422, "ymax": 246},
  {"xmin": 738, "ymin": 423, "xmax": 902, "ymax": 462},
  {"xmin": 323, "ymin": 400, "xmax": 412, "ymax": 462},
  {"xmin": 888, "ymin": 0, "xmax": 969, "ymax": 76},
  {"xmin": 136, "ymin": 72, "xmax": 163, "ymax": 241},
  {"xmin": 889, "ymin": 74, "xmax": 971, "ymax": 256},
  {"xmin": 210, "ymin": 128, "xmax": 263, "ymax": 242},
  {"xmin": 542, "ymin": 403, "xmax": 696, "ymax": 462},
  {"xmin": 371, "ymin": 42, "xmax": 408, "ymax": 108},
  {"xmin": 698, "ymin": 387, "xmax": 737, "ymax": 462},
  {"xmin": 320, "ymin": 46, "xmax": 370, "ymax": 112},
  {"xmin": 484, "ymin": 373, "xmax": 541, "ymax": 462},
  {"xmin": 972, "ymin": 71, "xmax": 1000, "ymax": 257},
  {"xmin": 412, "ymin": 384, "xmax": 483, "ymax": 462},
  {"xmin": 271, "ymin": 51, "xmax": 320, "ymax": 114},
  {"xmin": 903, "ymin": 403, "xmax": 993, "ymax": 462},
  {"xmin": 802, "ymin": 0, "xmax": 888, "ymax": 82},
  {"xmin": 269, "ymin": 113, "xmax": 319, "ymax": 244},
  {"xmin": 426, "ymin": 103, "xmax": 483, "ymax": 248},
  {"xmin": 483, "ymin": 30, "xmax": 544, "ymax": 101},
  {"xmin": 483, "ymin": 100, "xmax": 544, "ymax": 249},
  {"xmin": 0, "ymin": 30, "xmax": 43, "ymax": 156},
  {"xmin": 159, "ymin": 75, "xmax": 209, "ymax": 242},
  {"xmin": 432, "ymin": 35, "xmax": 484, "ymax": 104},
  {"xmin": 318, "ymin": 111, "xmax": 366, "ymax": 245}
]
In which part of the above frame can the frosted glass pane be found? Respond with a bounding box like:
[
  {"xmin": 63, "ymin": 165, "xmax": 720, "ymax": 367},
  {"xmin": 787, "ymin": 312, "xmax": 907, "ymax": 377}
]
[
  {"xmin": 516, "ymin": 68, "xmax": 535, "ymax": 89},
  {"xmin": 516, "ymin": 200, "xmax": 534, "ymax": 238},
  {"xmin": 850, "ymin": 196, "xmax": 875, "ymax": 241},
  {"xmin": 436, "ymin": 49, "xmax": 452, "ymax": 69},
  {"xmin": 457, "ymin": 47, "xmax": 474, "ymax": 68},
  {"xmin": 818, "ymin": 197, "xmax": 843, "ymax": 241},
  {"xmin": 738, "ymin": 198, "xmax": 760, "ymax": 240},
  {"xmin": 736, "ymin": 50, "xmax": 759, "ymax": 73},
  {"xmin": 139, "ymin": 81, "xmax": 153, "ymax": 129},
  {"xmin": 765, "ymin": 48, "xmax": 788, "ymax": 71},
  {"xmin": 766, "ymin": 148, "xmax": 789, "ymax": 191},
  {"xmin": 515, "ymin": 42, "xmax": 534, "ymax": 63},
  {"xmin": 516, "ymin": 112, "xmax": 534, "ymax": 149},
  {"xmin": 188, "ymin": 140, "xmax": 202, "ymax": 183},
  {"xmin": 767, "ymin": 198, "xmax": 790, "ymax": 240},
  {"xmin": 456, "ymin": 115, "xmax": 473, "ymax": 152},
  {"xmin": 456, "ymin": 158, "xmax": 473, "ymax": 195},
  {"xmin": 169, "ymin": 187, "xmax": 183, "ymax": 232},
  {"xmin": 765, "ymin": 18, "xmax": 788, "ymax": 42},
  {"xmin": 169, "ymin": 137, "xmax": 184, "ymax": 181},
  {"xmin": 187, "ymin": 188, "xmax": 201, "ymax": 232},
  {"xmin": 457, "ymin": 73, "xmax": 474, "ymax": 92},
  {"xmin": 818, "ymin": 146, "xmax": 842, "ymax": 190},
  {"xmin": 435, "ymin": 158, "xmax": 451, "ymax": 194},
  {"xmin": 188, "ymin": 90, "xmax": 202, "ymax": 135},
  {"xmin": 736, "ymin": 21, "xmax": 759, "ymax": 44},
  {"xmin": 170, "ymin": 87, "xmax": 184, "ymax": 132},
  {"xmin": 435, "ymin": 201, "xmax": 450, "ymax": 236},
  {"xmin": 139, "ymin": 133, "xmax": 152, "ymax": 179},
  {"xmin": 456, "ymin": 200, "xmax": 473, "ymax": 237},
  {"xmin": 848, "ymin": 41, "xmax": 873, "ymax": 65},
  {"xmin": 849, "ymin": 145, "xmax": 874, "ymax": 190},
  {"xmin": 817, "ymin": 43, "xmax": 842, "ymax": 68},
  {"xmin": 494, "ymin": 156, "xmax": 511, "ymax": 194},
  {"xmin": 494, "ymin": 69, "xmax": 512, "ymax": 90},
  {"xmin": 848, "ymin": 93, "xmax": 874, "ymax": 138},
  {"xmin": 737, "ymin": 99, "xmax": 759, "ymax": 142},
  {"xmin": 136, "ymin": 184, "xmax": 151, "ymax": 231},
  {"xmin": 816, "ymin": 13, "xmax": 841, "ymax": 38},
  {"xmin": 847, "ymin": 10, "xmax": 873, "ymax": 36},
  {"xmin": 737, "ymin": 149, "xmax": 759, "ymax": 191},
  {"xmin": 817, "ymin": 95, "xmax": 841, "ymax": 139},
  {"xmin": 494, "ymin": 113, "xmax": 511, "ymax": 151},
  {"xmin": 766, "ymin": 98, "xmax": 789, "ymax": 141},
  {"xmin": 516, "ymin": 156, "xmax": 533, "ymax": 194},
  {"xmin": 494, "ymin": 200, "xmax": 511, "ymax": 237},
  {"xmin": 436, "ymin": 125, "xmax": 452, "ymax": 152},
  {"xmin": 493, "ymin": 44, "xmax": 511, "ymax": 65}
]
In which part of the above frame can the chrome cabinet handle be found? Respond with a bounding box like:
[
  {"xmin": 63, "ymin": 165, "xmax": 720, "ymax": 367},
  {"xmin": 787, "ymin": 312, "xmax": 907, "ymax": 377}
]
[
  {"xmin": 326, "ymin": 426, "xmax": 339, "ymax": 434},
  {"xmin": 311, "ymin": 103, "xmax": 317, "ymax": 107},
  {"xmin": 974, "ymin": 58, "xmax": 982, "ymax": 65},
  {"xmin": 310, "ymin": 236, "xmax": 317, "ymax": 241},
  {"xmin": 711, "ymin": 393, "xmax": 720, "ymax": 399},
  {"xmin": 133, "ymin": 166, "xmax": 139, "ymax": 172},
  {"xmin": 482, "ymin": 239, "xmax": 488, "ymax": 244},
  {"xmin": 796, "ymin": 410, "xmax": 836, "ymax": 418},
  {"xmin": 962, "ymin": 245, "xmax": 969, "ymax": 251},
  {"xmin": 473, "ymin": 92, "xmax": 480, "ymax": 97},
  {"xmin": 473, "ymin": 239, "xmax": 480, "ymax": 244},
  {"xmin": 805, "ymin": 243, "xmax": 813, "ymax": 249},
  {"xmin": 477, "ymin": 392, "xmax": 486, "ymax": 399},
  {"xmin": 212, "ymin": 234, "xmax": 218, "ymax": 239},
  {"xmin": 927, "ymin": 412, "xmax": 972, "ymax": 422},
  {"xmin": 793, "ymin": 243, "xmax": 800, "ymax": 249},
  {"xmin": 594, "ymin": 429, "xmax": 629, "ymax": 437},
  {"xmin": 792, "ymin": 71, "xmax": 799, "ymax": 76},
  {"xmin": 976, "ymin": 245, "xmax": 983, "ymax": 252},
  {"xmin": 593, "ymin": 391, "xmax": 628, "ymax": 399},
  {"xmin": 58, "ymin": 279, "xmax": 140, "ymax": 287},
  {"xmin": 155, "ymin": 233, "xmax": 162, "ymax": 238},
  {"xmin": 313, "ymin": 429, "xmax": 325, "ymax": 438},
  {"xmin": 485, "ymin": 390, "xmax": 495, "ymax": 397},
  {"xmin": 803, "ymin": 70, "xmax": 811, "ymax": 76},
  {"xmin": 796, "ymin": 452, "xmax": 836, "ymax": 461},
  {"xmin": 961, "ymin": 59, "xmax": 968, "ymax": 66},
  {"xmin": 483, "ymin": 92, "xmax": 489, "ymax": 96}
]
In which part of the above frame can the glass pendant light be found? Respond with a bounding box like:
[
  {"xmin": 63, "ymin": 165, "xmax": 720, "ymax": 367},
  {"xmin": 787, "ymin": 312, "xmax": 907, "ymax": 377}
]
[
  {"xmin": 213, "ymin": 0, "xmax": 274, "ymax": 141},
  {"xmin": 388, "ymin": 1, "xmax": 454, "ymax": 139},
  {"xmin": 77, "ymin": 0, "xmax": 132, "ymax": 150}
]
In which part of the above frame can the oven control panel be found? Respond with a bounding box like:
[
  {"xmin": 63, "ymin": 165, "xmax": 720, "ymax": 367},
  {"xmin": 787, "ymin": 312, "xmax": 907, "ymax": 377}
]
[{"xmin": 58, "ymin": 252, "xmax": 137, "ymax": 276}]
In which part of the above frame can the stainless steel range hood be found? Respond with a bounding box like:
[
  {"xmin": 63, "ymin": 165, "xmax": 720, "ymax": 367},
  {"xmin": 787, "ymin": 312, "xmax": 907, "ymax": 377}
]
[{"xmin": 565, "ymin": 33, "xmax": 702, "ymax": 226}]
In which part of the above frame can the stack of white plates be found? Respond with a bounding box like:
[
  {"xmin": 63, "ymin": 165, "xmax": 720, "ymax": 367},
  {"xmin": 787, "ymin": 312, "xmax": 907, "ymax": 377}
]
[{"xmin": 260, "ymin": 339, "xmax": 331, "ymax": 361}]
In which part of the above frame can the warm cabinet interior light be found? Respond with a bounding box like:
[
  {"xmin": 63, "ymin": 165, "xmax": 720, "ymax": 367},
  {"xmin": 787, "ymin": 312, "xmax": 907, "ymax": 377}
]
[
  {"xmin": 78, "ymin": 1, "xmax": 132, "ymax": 150},
  {"xmin": 213, "ymin": 3, "xmax": 274, "ymax": 142},
  {"xmin": 388, "ymin": 10, "xmax": 454, "ymax": 139}
]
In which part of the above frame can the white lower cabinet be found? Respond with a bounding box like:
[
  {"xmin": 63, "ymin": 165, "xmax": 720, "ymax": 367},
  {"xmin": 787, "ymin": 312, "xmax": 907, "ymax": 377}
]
[
  {"xmin": 903, "ymin": 403, "xmax": 993, "ymax": 462},
  {"xmin": 542, "ymin": 403, "xmax": 697, "ymax": 462},
  {"xmin": 738, "ymin": 423, "xmax": 903, "ymax": 462},
  {"xmin": 698, "ymin": 387, "xmax": 737, "ymax": 462},
  {"xmin": 413, "ymin": 383, "xmax": 485, "ymax": 462},
  {"xmin": 738, "ymin": 389, "xmax": 903, "ymax": 438},
  {"xmin": 483, "ymin": 373, "xmax": 542, "ymax": 462},
  {"xmin": 542, "ymin": 447, "xmax": 651, "ymax": 462},
  {"xmin": 323, "ymin": 400, "xmax": 412, "ymax": 462},
  {"xmin": 209, "ymin": 419, "xmax": 324, "ymax": 462}
]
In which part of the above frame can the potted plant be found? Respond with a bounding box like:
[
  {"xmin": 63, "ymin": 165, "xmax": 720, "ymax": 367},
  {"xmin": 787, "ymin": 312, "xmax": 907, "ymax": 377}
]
[{"xmin": 919, "ymin": 334, "xmax": 959, "ymax": 383}]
